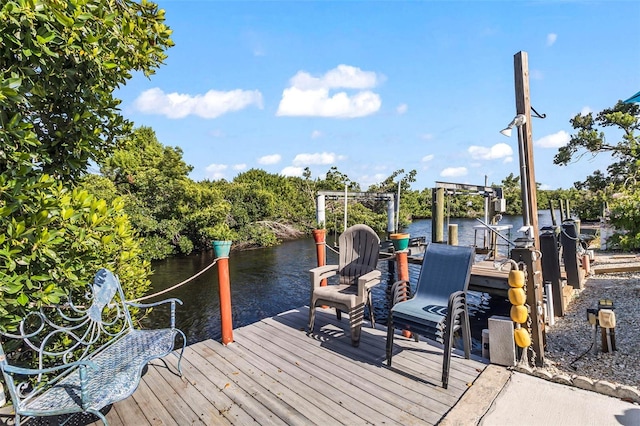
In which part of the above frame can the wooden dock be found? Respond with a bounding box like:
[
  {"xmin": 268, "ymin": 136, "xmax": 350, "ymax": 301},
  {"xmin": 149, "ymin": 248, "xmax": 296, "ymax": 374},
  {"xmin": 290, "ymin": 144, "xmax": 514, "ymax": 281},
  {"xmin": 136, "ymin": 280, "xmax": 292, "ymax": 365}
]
[
  {"xmin": 404, "ymin": 255, "xmax": 511, "ymax": 296},
  {"xmin": 1, "ymin": 307, "xmax": 487, "ymax": 425}
]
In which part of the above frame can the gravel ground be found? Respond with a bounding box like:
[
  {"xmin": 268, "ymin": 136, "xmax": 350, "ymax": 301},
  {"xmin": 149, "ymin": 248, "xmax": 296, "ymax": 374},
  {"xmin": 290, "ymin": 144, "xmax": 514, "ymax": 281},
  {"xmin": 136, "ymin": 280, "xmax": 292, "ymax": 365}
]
[{"xmin": 542, "ymin": 254, "xmax": 640, "ymax": 391}]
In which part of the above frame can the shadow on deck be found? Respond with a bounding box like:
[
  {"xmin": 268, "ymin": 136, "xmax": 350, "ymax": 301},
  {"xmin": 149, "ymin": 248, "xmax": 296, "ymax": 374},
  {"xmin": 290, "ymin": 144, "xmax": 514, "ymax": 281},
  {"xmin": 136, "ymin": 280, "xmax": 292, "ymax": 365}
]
[{"xmin": 1, "ymin": 307, "xmax": 487, "ymax": 425}]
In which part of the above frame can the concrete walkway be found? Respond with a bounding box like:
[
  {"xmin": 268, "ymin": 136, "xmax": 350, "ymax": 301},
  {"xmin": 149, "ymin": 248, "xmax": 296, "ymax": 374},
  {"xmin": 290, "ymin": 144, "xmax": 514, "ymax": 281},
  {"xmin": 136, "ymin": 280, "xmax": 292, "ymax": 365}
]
[{"xmin": 442, "ymin": 365, "xmax": 640, "ymax": 426}]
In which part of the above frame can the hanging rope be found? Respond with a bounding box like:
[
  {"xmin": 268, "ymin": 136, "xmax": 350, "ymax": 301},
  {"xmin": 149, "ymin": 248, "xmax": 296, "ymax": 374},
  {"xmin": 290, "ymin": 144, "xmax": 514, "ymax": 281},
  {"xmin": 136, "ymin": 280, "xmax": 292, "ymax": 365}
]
[{"xmin": 129, "ymin": 258, "xmax": 219, "ymax": 303}]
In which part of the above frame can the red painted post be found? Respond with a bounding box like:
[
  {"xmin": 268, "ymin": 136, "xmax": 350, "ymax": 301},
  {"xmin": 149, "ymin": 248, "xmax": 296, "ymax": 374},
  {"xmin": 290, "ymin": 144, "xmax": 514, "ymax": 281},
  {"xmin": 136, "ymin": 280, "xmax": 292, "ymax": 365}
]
[
  {"xmin": 312, "ymin": 229, "xmax": 327, "ymax": 287},
  {"xmin": 213, "ymin": 241, "xmax": 234, "ymax": 345},
  {"xmin": 217, "ymin": 256, "xmax": 233, "ymax": 345},
  {"xmin": 396, "ymin": 250, "xmax": 412, "ymax": 338}
]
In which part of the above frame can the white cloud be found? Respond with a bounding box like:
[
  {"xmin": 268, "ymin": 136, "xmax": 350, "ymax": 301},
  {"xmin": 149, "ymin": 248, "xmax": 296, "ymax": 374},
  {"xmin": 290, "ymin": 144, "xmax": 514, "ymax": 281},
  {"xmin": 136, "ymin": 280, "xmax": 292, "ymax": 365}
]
[
  {"xmin": 503, "ymin": 157, "xmax": 513, "ymax": 164},
  {"xmin": 280, "ymin": 166, "xmax": 304, "ymax": 177},
  {"xmin": 396, "ymin": 103, "xmax": 408, "ymax": 115},
  {"xmin": 134, "ymin": 87, "xmax": 263, "ymax": 119},
  {"xmin": 535, "ymin": 130, "xmax": 570, "ymax": 148},
  {"xmin": 205, "ymin": 163, "xmax": 228, "ymax": 180},
  {"xmin": 580, "ymin": 106, "xmax": 592, "ymax": 116},
  {"xmin": 311, "ymin": 130, "xmax": 323, "ymax": 139},
  {"xmin": 277, "ymin": 65, "xmax": 383, "ymax": 118},
  {"xmin": 289, "ymin": 64, "xmax": 380, "ymax": 90},
  {"xmin": 233, "ymin": 164, "xmax": 247, "ymax": 171},
  {"xmin": 209, "ymin": 129, "xmax": 225, "ymax": 138},
  {"xmin": 292, "ymin": 152, "xmax": 345, "ymax": 166},
  {"xmin": 420, "ymin": 133, "xmax": 434, "ymax": 141},
  {"xmin": 422, "ymin": 154, "xmax": 434, "ymax": 162},
  {"xmin": 258, "ymin": 154, "xmax": 282, "ymax": 165},
  {"xmin": 547, "ymin": 33, "xmax": 557, "ymax": 46},
  {"xmin": 440, "ymin": 167, "xmax": 468, "ymax": 178},
  {"xmin": 468, "ymin": 143, "xmax": 513, "ymax": 160}
]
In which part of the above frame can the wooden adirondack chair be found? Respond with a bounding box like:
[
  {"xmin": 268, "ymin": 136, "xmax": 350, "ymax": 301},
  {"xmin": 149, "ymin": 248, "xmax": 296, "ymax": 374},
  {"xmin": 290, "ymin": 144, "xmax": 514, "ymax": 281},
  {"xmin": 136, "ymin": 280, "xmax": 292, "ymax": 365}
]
[{"xmin": 308, "ymin": 224, "xmax": 381, "ymax": 347}]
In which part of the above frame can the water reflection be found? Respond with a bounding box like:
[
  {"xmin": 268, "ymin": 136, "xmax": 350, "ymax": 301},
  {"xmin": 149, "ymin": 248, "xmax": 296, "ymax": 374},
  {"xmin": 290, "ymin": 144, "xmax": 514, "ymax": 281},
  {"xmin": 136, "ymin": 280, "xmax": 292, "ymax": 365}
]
[{"xmin": 146, "ymin": 213, "xmax": 558, "ymax": 354}]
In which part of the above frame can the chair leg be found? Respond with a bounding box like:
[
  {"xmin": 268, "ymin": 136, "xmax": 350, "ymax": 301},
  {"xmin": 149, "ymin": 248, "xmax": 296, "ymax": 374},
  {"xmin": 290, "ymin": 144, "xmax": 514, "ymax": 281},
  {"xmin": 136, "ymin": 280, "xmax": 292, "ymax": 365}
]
[
  {"xmin": 461, "ymin": 306, "xmax": 471, "ymax": 359},
  {"xmin": 350, "ymin": 322, "xmax": 362, "ymax": 347},
  {"xmin": 368, "ymin": 291, "xmax": 376, "ymax": 329},
  {"xmin": 442, "ymin": 313, "xmax": 456, "ymax": 389},
  {"xmin": 349, "ymin": 304, "xmax": 364, "ymax": 347},
  {"xmin": 308, "ymin": 304, "xmax": 316, "ymax": 333},
  {"xmin": 386, "ymin": 317, "xmax": 394, "ymax": 366}
]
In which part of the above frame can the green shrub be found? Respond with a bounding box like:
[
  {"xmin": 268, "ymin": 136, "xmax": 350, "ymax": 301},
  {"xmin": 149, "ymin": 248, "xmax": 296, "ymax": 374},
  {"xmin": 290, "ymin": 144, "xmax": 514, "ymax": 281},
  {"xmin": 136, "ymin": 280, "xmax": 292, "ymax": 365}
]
[{"xmin": 0, "ymin": 169, "xmax": 151, "ymax": 332}]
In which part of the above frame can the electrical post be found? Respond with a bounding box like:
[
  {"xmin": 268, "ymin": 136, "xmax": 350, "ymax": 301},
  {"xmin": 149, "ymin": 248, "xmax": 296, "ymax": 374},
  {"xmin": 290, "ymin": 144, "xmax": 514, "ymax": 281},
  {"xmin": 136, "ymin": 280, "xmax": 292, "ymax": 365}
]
[{"xmin": 512, "ymin": 51, "xmax": 545, "ymax": 366}]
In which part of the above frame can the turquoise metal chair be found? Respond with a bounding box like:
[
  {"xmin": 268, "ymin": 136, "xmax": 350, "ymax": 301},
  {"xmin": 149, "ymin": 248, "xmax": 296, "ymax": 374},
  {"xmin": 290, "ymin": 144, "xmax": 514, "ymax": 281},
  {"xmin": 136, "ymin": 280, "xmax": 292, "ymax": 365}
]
[{"xmin": 386, "ymin": 243, "xmax": 474, "ymax": 389}]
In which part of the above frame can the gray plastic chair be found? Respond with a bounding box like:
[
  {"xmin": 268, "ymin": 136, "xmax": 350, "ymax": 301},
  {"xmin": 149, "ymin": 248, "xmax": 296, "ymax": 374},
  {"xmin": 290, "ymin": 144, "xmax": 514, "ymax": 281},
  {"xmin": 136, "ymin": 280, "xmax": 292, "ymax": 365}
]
[
  {"xmin": 386, "ymin": 243, "xmax": 474, "ymax": 388},
  {"xmin": 308, "ymin": 224, "xmax": 381, "ymax": 347}
]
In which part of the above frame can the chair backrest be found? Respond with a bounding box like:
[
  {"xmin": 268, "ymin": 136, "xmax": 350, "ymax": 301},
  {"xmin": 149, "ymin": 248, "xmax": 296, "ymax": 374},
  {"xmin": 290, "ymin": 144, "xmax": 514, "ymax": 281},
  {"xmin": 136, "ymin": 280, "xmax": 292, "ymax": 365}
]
[
  {"xmin": 414, "ymin": 243, "xmax": 475, "ymax": 306},
  {"xmin": 338, "ymin": 224, "xmax": 380, "ymax": 285}
]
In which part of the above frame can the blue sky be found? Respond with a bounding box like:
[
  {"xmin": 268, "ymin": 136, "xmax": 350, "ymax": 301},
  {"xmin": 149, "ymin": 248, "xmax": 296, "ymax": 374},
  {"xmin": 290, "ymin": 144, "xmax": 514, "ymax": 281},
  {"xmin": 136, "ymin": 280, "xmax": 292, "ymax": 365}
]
[{"xmin": 116, "ymin": 0, "xmax": 640, "ymax": 191}]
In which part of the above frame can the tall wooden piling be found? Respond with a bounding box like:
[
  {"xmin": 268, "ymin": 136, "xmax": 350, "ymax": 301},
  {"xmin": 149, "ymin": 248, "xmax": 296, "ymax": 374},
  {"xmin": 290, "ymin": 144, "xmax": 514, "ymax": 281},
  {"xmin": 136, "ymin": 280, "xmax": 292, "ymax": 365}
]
[
  {"xmin": 514, "ymin": 51, "xmax": 540, "ymax": 248},
  {"xmin": 432, "ymin": 187, "xmax": 445, "ymax": 243}
]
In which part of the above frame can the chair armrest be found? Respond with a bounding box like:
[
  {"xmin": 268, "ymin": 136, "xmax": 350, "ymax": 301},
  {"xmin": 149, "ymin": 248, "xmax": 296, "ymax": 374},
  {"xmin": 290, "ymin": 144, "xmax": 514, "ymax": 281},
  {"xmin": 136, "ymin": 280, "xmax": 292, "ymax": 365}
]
[
  {"xmin": 126, "ymin": 298, "xmax": 183, "ymax": 328},
  {"xmin": 358, "ymin": 269, "xmax": 382, "ymax": 290},
  {"xmin": 309, "ymin": 264, "xmax": 339, "ymax": 288},
  {"xmin": 357, "ymin": 270, "xmax": 382, "ymax": 299}
]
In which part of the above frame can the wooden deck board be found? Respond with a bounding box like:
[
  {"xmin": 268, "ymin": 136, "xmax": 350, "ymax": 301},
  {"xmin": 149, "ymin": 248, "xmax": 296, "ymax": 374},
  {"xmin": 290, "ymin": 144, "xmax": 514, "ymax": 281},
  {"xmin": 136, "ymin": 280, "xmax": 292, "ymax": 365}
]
[
  {"xmin": 249, "ymin": 316, "xmax": 442, "ymax": 424},
  {"xmin": 139, "ymin": 364, "xmax": 205, "ymax": 425},
  {"xmin": 268, "ymin": 308, "xmax": 479, "ymax": 399},
  {"xmin": 237, "ymin": 319, "xmax": 411, "ymax": 425},
  {"xmin": 1, "ymin": 306, "xmax": 486, "ymax": 426}
]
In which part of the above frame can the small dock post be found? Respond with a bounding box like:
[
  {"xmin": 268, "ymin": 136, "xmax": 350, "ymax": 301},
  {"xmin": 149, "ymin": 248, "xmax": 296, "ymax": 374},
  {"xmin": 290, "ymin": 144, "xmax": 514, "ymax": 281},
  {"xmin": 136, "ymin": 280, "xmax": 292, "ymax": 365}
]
[
  {"xmin": 213, "ymin": 240, "xmax": 234, "ymax": 345},
  {"xmin": 448, "ymin": 224, "xmax": 458, "ymax": 246}
]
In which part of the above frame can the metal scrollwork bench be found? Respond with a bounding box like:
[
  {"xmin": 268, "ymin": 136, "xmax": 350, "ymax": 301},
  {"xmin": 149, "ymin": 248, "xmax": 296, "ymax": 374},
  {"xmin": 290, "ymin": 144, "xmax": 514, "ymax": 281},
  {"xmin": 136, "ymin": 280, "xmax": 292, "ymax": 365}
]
[{"xmin": 0, "ymin": 268, "xmax": 186, "ymax": 425}]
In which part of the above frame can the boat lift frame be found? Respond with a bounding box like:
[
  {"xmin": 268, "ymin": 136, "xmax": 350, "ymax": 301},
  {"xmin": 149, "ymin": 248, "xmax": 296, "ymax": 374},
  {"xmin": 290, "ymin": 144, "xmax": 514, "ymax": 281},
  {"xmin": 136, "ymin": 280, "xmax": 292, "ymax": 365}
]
[{"xmin": 316, "ymin": 191, "xmax": 397, "ymax": 234}]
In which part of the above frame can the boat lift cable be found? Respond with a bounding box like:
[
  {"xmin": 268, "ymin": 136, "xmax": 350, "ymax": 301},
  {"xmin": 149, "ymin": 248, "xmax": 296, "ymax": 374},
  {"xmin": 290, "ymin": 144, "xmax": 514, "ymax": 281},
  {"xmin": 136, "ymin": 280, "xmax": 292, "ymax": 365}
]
[
  {"xmin": 129, "ymin": 259, "xmax": 219, "ymax": 303},
  {"xmin": 324, "ymin": 242, "xmax": 340, "ymax": 255},
  {"xmin": 475, "ymin": 218, "xmax": 516, "ymax": 247}
]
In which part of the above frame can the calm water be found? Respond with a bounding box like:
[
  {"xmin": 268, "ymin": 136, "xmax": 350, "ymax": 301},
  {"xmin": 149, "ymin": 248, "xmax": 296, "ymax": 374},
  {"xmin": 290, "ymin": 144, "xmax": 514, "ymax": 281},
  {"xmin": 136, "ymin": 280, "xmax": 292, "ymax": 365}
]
[{"xmin": 146, "ymin": 211, "xmax": 560, "ymax": 354}]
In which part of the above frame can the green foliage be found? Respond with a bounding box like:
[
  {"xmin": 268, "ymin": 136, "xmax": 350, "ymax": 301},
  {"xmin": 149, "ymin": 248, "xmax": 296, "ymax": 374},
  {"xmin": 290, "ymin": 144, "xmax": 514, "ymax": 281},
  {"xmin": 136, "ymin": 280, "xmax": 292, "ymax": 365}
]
[
  {"xmin": 499, "ymin": 173, "xmax": 523, "ymax": 216},
  {"xmin": 0, "ymin": 0, "xmax": 173, "ymax": 180},
  {"xmin": 607, "ymin": 184, "xmax": 640, "ymax": 250},
  {"xmin": 204, "ymin": 223, "xmax": 237, "ymax": 242},
  {"xmin": 88, "ymin": 127, "xmax": 231, "ymax": 258},
  {"xmin": 0, "ymin": 1, "xmax": 169, "ymax": 331},
  {"xmin": 238, "ymin": 223, "xmax": 279, "ymax": 247},
  {"xmin": 552, "ymin": 101, "xmax": 640, "ymax": 242},
  {"xmin": 555, "ymin": 101, "xmax": 640, "ymax": 190},
  {"xmin": 0, "ymin": 168, "xmax": 151, "ymax": 331}
]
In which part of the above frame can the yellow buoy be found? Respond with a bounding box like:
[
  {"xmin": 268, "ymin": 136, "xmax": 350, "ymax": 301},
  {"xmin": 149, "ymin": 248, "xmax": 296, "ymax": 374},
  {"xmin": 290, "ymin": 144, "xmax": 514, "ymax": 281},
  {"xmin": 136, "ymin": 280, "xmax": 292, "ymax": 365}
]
[
  {"xmin": 510, "ymin": 304, "xmax": 528, "ymax": 324},
  {"xmin": 508, "ymin": 287, "xmax": 527, "ymax": 306},
  {"xmin": 508, "ymin": 269, "xmax": 525, "ymax": 288},
  {"xmin": 514, "ymin": 327, "xmax": 531, "ymax": 348}
]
